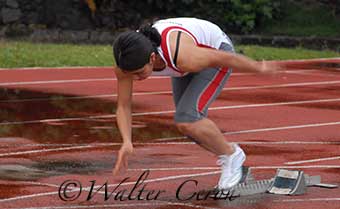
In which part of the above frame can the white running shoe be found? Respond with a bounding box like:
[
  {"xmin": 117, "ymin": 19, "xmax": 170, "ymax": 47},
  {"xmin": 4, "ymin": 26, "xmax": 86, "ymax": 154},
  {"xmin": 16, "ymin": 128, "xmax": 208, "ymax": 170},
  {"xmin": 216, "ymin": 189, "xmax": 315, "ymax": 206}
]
[{"xmin": 216, "ymin": 144, "xmax": 246, "ymax": 190}]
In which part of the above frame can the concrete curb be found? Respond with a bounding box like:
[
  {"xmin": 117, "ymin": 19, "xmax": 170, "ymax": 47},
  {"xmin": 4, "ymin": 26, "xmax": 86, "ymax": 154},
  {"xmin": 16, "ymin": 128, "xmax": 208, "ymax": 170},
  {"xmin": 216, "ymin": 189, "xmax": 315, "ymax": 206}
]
[{"xmin": 0, "ymin": 27, "xmax": 339, "ymax": 52}]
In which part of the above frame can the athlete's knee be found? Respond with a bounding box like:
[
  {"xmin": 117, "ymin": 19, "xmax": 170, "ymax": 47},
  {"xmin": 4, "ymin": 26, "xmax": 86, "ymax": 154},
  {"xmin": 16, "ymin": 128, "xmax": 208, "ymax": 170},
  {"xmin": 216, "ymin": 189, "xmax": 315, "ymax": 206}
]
[
  {"xmin": 175, "ymin": 121, "xmax": 198, "ymax": 135},
  {"xmin": 174, "ymin": 109, "xmax": 204, "ymax": 124}
]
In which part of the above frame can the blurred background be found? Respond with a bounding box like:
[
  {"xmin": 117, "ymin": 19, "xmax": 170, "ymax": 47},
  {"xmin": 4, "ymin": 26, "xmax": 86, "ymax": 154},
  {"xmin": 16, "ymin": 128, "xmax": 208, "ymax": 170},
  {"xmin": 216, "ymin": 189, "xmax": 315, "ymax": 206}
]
[
  {"xmin": 0, "ymin": 0, "xmax": 339, "ymax": 68},
  {"xmin": 0, "ymin": 0, "xmax": 339, "ymax": 39}
]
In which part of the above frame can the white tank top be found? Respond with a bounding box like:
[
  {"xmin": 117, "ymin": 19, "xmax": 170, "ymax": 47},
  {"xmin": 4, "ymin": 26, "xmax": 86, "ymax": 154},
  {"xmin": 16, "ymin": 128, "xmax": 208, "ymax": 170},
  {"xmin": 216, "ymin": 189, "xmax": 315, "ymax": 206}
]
[{"xmin": 151, "ymin": 18, "xmax": 232, "ymax": 77}]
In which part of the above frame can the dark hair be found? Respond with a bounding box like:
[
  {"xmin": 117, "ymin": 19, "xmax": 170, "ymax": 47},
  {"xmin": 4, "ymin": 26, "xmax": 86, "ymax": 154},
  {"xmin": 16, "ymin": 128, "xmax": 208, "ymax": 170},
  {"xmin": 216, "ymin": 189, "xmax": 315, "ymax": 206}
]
[
  {"xmin": 139, "ymin": 24, "xmax": 162, "ymax": 49},
  {"xmin": 113, "ymin": 24, "xmax": 161, "ymax": 72}
]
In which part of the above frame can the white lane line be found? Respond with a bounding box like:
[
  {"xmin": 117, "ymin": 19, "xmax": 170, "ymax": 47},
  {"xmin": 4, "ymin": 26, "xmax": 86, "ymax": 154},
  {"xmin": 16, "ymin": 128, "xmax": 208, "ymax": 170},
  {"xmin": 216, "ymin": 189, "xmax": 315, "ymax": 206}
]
[
  {"xmin": 129, "ymin": 97, "xmax": 340, "ymax": 118},
  {"xmin": 285, "ymin": 156, "xmax": 340, "ymax": 165},
  {"xmin": 23, "ymin": 182, "xmax": 60, "ymax": 188},
  {"xmin": 223, "ymin": 121, "xmax": 340, "ymax": 135},
  {"xmin": 1, "ymin": 164, "xmax": 338, "ymax": 204},
  {"xmin": 225, "ymin": 80, "xmax": 340, "ymax": 90},
  {"xmin": 1, "ymin": 138, "xmax": 340, "ymax": 158},
  {"xmin": 1, "ymin": 68, "xmax": 337, "ymax": 87},
  {"xmin": 129, "ymin": 167, "xmax": 220, "ymax": 171},
  {"xmin": 1, "ymin": 56, "xmax": 339, "ymax": 71},
  {"xmin": 236, "ymin": 141, "xmax": 340, "ymax": 145},
  {"xmin": 1, "ymin": 140, "xmax": 338, "ymax": 148},
  {"xmin": 275, "ymin": 198, "xmax": 340, "ymax": 203},
  {"xmin": 2, "ymin": 97, "xmax": 340, "ymax": 126},
  {"xmin": 0, "ymin": 144, "xmax": 108, "ymax": 157},
  {"xmin": 0, "ymin": 93, "xmax": 119, "ymax": 103},
  {"xmin": 0, "ymin": 121, "xmax": 339, "ymax": 158},
  {"xmin": 2, "ymin": 80, "xmax": 340, "ymax": 103},
  {"xmin": 0, "ymin": 72, "xmax": 257, "ymax": 86},
  {"xmin": 0, "ymin": 191, "xmax": 58, "ymax": 203},
  {"xmin": 0, "ymin": 62, "xmax": 319, "ymax": 72},
  {"xmin": 156, "ymin": 120, "xmax": 340, "ymax": 142},
  {"xmin": 128, "ymin": 165, "xmax": 340, "ymax": 172},
  {"xmin": 0, "ymin": 66, "xmax": 115, "ymax": 71},
  {"xmin": 18, "ymin": 202, "xmax": 217, "ymax": 209},
  {"xmin": 19, "ymin": 203, "xmax": 170, "ymax": 209},
  {"xmin": 287, "ymin": 71, "xmax": 340, "ymax": 77},
  {"xmin": 253, "ymin": 165, "xmax": 340, "ymax": 169},
  {"xmin": 3, "ymin": 181, "xmax": 61, "ymax": 189},
  {"xmin": 0, "ymin": 170, "xmax": 221, "ymax": 203},
  {"xmin": 274, "ymin": 57, "xmax": 340, "ymax": 62},
  {"xmin": 0, "ymin": 78, "xmax": 115, "ymax": 86}
]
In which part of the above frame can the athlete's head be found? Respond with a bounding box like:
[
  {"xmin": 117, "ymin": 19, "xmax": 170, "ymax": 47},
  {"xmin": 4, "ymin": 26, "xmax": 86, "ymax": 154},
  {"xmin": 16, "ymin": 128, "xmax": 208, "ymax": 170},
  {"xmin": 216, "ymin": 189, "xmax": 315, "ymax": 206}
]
[{"xmin": 113, "ymin": 24, "xmax": 161, "ymax": 80}]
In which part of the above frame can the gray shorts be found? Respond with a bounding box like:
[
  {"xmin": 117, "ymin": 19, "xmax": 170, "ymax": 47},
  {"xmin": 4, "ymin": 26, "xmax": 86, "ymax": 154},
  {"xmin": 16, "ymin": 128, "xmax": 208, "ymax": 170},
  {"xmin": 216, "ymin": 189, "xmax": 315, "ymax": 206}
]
[{"xmin": 172, "ymin": 42, "xmax": 234, "ymax": 123}]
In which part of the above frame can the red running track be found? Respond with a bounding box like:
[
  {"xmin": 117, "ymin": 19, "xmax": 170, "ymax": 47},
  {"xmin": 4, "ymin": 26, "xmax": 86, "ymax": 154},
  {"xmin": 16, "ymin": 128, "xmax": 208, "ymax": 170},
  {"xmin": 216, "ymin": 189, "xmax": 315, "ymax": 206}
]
[{"xmin": 0, "ymin": 58, "xmax": 339, "ymax": 209}]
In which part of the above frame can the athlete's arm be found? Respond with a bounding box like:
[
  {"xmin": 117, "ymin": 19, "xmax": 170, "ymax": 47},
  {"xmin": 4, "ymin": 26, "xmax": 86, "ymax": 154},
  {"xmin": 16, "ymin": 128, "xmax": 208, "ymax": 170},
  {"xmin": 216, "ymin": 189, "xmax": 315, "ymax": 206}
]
[
  {"xmin": 168, "ymin": 31, "xmax": 279, "ymax": 73},
  {"xmin": 112, "ymin": 67, "xmax": 134, "ymax": 175},
  {"xmin": 114, "ymin": 67, "xmax": 133, "ymax": 144}
]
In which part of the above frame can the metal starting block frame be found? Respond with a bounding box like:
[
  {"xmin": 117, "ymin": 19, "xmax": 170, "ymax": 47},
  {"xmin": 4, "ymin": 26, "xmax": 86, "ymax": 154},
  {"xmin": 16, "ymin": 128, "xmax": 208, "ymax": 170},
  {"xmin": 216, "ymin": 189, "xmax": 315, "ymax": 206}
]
[
  {"xmin": 216, "ymin": 167, "xmax": 338, "ymax": 198},
  {"xmin": 267, "ymin": 169, "xmax": 306, "ymax": 195}
]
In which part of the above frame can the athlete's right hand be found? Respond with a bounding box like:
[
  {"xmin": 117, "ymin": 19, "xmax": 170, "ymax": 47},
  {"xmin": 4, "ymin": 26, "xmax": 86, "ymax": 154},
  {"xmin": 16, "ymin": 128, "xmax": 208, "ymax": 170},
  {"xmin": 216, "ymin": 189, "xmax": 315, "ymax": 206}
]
[
  {"xmin": 112, "ymin": 142, "xmax": 134, "ymax": 176},
  {"xmin": 258, "ymin": 60, "xmax": 283, "ymax": 74}
]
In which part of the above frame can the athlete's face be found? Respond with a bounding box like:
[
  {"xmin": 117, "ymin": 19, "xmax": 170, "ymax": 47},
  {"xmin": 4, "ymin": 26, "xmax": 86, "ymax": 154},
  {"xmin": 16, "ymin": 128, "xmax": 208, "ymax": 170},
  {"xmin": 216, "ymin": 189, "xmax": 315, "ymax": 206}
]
[{"xmin": 127, "ymin": 53, "xmax": 156, "ymax": 81}]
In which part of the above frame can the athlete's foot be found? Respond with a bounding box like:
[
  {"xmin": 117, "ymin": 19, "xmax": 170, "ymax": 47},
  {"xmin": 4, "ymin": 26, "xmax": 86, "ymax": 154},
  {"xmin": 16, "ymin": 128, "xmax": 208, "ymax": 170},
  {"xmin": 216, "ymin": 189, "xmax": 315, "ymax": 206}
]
[{"xmin": 216, "ymin": 144, "xmax": 246, "ymax": 190}]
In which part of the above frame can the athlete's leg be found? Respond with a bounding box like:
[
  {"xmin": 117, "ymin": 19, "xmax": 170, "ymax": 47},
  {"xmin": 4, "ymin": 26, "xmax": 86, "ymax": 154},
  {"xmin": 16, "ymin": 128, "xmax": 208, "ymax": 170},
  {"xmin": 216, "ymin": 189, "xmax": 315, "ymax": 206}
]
[
  {"xmin": 171, "ymin": 74, "xmax": 194, "ymax": 109},
  {"xmin": 172, "ymin": 72, "xmax": 229, "ymax": 154},
  {"xmin": 174, "ymin": 67, "xmax": 234, "ymax": 156},
  {"xmin": 176, "ymin": 118, "xmax": 234, "ymax": 155},
  {"xmin": 173, "ymin": 42, "xmax": 245, "ymax": 189},
  {"xmin": 174, "ymin": 42, "xmax": 235, "ymax": 155}
]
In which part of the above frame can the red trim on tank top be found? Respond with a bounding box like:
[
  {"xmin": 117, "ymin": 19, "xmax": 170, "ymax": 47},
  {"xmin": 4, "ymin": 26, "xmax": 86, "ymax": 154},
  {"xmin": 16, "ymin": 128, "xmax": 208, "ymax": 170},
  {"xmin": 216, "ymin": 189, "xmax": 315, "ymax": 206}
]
[{"xmin": 160, "ymin": 26, "xmax": 214, "ymax": 74}]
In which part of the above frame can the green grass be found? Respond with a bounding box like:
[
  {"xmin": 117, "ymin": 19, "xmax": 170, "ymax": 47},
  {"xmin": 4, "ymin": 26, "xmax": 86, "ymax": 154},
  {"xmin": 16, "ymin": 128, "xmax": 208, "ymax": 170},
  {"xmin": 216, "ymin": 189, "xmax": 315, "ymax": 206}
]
[
  {"xmin": 0, "ymin": 40, "xmax": 114, "ymax": 68},
  {"xmin": 237, "ymin": 45, "xmax": 340, "ymax": 60},
  {"xmin": 0, "ymin": 41, "xmax": 339, "ymax": 68},
  {"xmin": 259, "ymin": 1, "xmax": 340, "ymax": 37}
]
